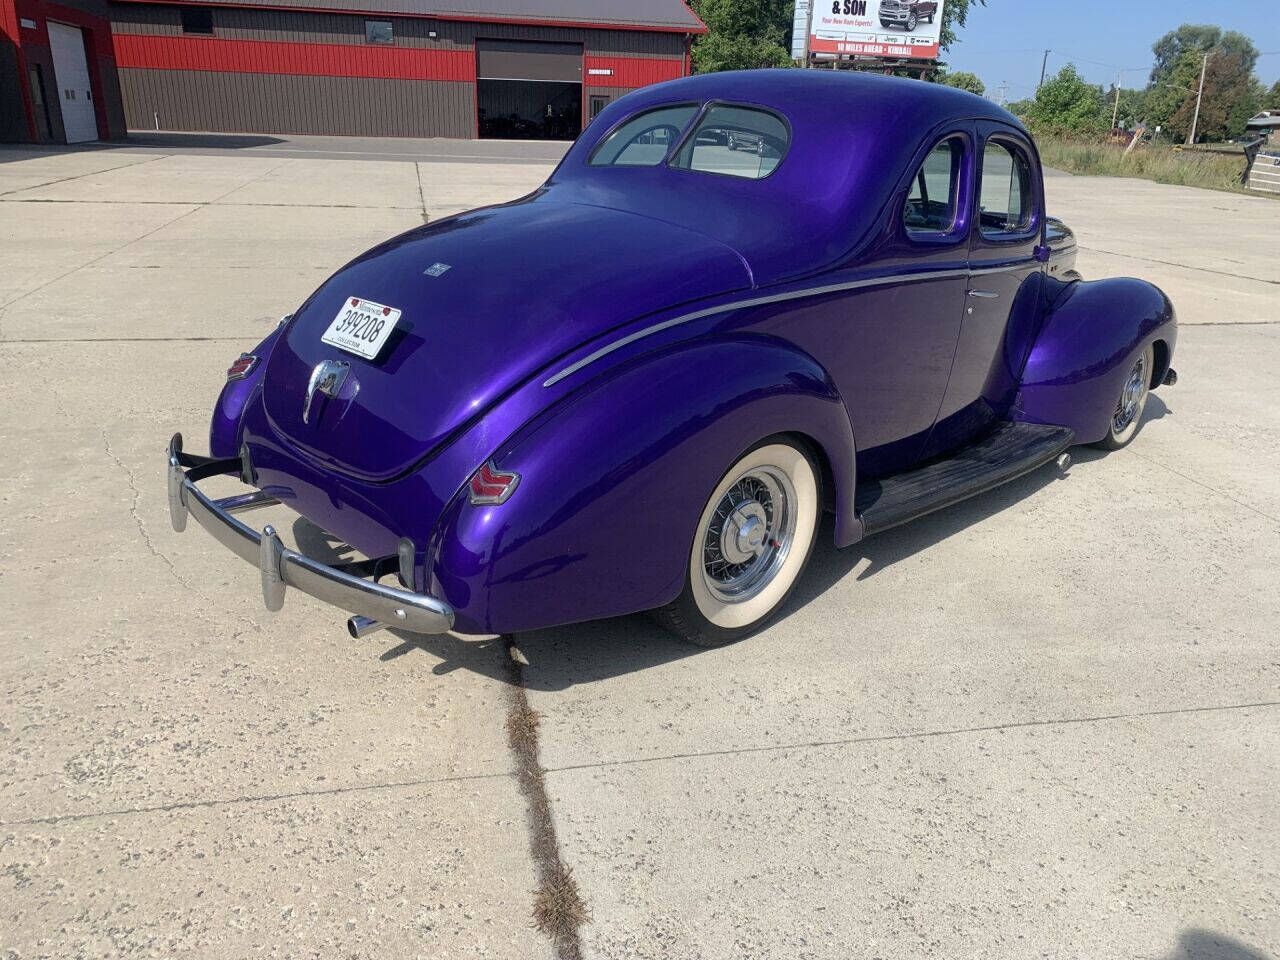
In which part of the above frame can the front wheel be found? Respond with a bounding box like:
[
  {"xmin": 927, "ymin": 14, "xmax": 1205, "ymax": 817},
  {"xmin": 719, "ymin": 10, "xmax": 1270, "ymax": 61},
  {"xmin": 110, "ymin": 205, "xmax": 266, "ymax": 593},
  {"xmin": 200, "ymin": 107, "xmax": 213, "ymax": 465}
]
[
  {"xmin": 655, "ymin": 439, "xmax": 821, "ymax": 647},
  {"xmin": 907, "ymin": 13, "xmax": 918, "ymax": 29},
  {"xmin": 1092, "ymin": 343, "xmax": 1153, "ymax": 450}
]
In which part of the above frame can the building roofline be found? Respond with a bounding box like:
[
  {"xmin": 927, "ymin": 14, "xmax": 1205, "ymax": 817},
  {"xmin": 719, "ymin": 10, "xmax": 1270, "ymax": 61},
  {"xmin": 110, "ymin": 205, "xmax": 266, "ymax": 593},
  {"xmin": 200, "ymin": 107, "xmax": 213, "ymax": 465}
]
[{"xmin": 110, "ymin": 0, "xmax": 709, "ymax": 33}]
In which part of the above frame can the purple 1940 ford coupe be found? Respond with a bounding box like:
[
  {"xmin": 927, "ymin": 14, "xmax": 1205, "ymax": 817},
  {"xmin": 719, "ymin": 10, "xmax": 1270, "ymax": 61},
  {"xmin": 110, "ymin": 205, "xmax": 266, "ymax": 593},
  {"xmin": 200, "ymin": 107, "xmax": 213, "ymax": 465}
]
[{"xmin": 167, "ymin": 71, "xmax": 1177, "ymax": 646}]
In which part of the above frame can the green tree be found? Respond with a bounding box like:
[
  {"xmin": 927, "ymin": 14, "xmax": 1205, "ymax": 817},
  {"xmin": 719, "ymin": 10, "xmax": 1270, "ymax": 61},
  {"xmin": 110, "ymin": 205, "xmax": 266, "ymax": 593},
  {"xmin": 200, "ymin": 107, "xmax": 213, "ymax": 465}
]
[
  {"xmin": 1150, "ymin": 24, "xmax": 1258, "ymax": 85},
  {"xmin": 938, "ymin": 0, "xmax": 986, "ymax": 53},
  {"xmin": 1004, "ymin": 97, "xmax": 1035, "ymax": 119},
  {"xmin": 938, "ymin": 70, "xmax": 985, "ymax": 96},
  {"xmin": 1170, "ymin": 53, "xmax": 1259, "ymax": 141},
  {"xmin": 1266, "ymin": 80, "xmax": 1280, "ymax": 109},
  {"xmin": 1146, "ymin": 50, "xmax": 1201, "ymax": 135},
  {"xmin": 689, "ymin": 0, "xmax": 793, "ymax": 72},
  {"xmin": 1100, "ymin": 84, "xmax": 1149, "ymax": 130},
  {"xmin": 1026, "ymin": 64, "xmax": 1106, "ymax": 133}
]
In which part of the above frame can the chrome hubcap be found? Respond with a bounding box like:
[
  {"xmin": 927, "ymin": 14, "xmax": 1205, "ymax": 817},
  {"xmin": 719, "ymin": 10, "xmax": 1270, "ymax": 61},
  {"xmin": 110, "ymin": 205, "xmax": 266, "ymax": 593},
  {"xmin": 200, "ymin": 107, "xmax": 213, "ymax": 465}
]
[
  {"xmin": 702, "ymin": 467, "xmax": 795, "ymax": 604},
  {"xmin": 1113, "ymin": 354, "xmax": 1147, "ymax": 434}
]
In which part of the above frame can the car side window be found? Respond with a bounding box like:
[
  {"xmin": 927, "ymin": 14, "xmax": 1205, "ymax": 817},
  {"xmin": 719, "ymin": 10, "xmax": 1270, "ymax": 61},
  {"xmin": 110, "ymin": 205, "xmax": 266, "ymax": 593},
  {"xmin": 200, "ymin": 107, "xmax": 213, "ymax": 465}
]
[
  {"xmin": 669, "ymin": 105, "xmax": 790, "ymax": 180},
  {"xmin": 979, "ymin": 140, "xmax": 1034, "ymax": 238},
  {"xmin": 904, "ymin": 136, "xmax": 963, "ymax": 236},
  {"xmin": 589, "ymin": 105, "xmax": 699, "ymax": 167}
]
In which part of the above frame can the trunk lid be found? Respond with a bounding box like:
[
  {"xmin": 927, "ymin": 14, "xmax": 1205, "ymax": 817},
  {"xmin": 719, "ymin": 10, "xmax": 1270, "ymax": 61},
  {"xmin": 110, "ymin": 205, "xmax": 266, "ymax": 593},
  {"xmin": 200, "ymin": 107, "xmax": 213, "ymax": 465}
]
[{"xmin": 263, "ymin": 199, "xmax": 752, "ymax": 481}]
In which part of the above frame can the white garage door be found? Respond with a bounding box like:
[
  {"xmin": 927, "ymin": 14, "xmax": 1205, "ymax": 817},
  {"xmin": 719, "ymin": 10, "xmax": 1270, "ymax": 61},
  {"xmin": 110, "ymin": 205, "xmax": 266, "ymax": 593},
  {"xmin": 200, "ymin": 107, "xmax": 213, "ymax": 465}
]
[{"xmin": 48, "ymin": 21, "xmax": 98, "ymax": 143}]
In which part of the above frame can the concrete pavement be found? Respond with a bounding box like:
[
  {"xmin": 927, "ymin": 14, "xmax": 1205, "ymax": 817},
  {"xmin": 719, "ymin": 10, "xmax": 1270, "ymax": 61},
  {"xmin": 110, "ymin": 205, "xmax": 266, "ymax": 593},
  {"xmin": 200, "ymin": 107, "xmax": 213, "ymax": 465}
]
[
  {"xmin": 1, "ymin": 131, "xmax": 572, "ymax": 166},
  {"xmin": 1, "ymin": 145, "xmax": 1277, "ymax": 959}
]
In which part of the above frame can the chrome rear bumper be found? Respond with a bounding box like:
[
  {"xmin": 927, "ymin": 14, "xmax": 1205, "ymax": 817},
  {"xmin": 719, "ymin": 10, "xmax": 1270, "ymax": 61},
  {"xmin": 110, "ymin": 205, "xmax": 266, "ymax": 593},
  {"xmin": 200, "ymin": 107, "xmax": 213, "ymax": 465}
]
[{"xmin": 166, "ymin": 433, "xmax": 454, "ymax": 636}]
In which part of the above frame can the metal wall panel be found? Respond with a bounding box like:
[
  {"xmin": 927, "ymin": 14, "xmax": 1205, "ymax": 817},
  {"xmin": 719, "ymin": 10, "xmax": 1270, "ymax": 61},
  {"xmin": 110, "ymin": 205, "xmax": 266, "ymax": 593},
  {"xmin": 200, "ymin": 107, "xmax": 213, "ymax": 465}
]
[
  {"xmin": 108, "ymin": 0, "xmax": 704, "ymax": 30},
  {"xmin": 108, "ymin": 3, "xmax": 686, "ymax": 137},
  {"xmin": 119, "ymin": 67, "xmax": 474, "ymax": 136},
  {"xmin": 108, "ymin": 4, "xmax": 686, "ymax": 58},
  {"xmin": 475, "ymin": 37, "xmax": 580, "ymax": 81}
]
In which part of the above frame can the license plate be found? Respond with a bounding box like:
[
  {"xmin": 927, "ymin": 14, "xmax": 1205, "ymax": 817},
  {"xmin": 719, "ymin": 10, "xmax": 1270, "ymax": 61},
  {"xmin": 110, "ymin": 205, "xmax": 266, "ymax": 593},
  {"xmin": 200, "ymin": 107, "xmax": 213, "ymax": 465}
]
[{"xmin": 320, "ymin": 297, "xmax": 401, "ymax": 360}]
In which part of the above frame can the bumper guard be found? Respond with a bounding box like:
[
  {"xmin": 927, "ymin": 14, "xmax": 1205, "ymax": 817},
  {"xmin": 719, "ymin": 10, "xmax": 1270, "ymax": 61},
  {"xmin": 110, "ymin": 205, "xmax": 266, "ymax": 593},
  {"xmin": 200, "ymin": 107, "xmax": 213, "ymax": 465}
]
[{"xmin": 166, "ymin": 433, "xmax": 454, "ymax": 636}]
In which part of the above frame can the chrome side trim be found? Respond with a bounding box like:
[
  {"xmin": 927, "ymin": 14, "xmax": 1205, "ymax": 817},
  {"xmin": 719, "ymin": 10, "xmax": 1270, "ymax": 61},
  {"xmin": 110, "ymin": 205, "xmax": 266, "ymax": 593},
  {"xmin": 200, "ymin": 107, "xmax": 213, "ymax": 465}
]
[
  {"xmin": 542, "ymin": 261, "xmax": 1035, "ymax": 388},
  {"xmin": 214, "ymin": 491, "xmax": 280, "ymax": 514}
]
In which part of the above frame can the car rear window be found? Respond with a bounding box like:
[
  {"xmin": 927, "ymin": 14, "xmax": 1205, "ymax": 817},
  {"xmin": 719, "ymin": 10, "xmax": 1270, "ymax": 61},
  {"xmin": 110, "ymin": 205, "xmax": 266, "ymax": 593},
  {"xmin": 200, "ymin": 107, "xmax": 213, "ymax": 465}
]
[
  {"xmin": 670, "ymin": 105, "xmax": 790, "ymax": 180},
  {"xmin": 589, "ymin": 105, "xmax": 699, "ymax": 167}
]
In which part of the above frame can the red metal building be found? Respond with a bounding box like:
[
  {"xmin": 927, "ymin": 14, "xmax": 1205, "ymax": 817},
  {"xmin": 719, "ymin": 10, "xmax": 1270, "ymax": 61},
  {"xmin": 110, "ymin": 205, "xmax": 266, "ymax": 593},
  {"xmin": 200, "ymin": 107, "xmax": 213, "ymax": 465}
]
[
  {"xmin": 3, "ymin": 0, "xmax": 703, "ymax": 143},
  {"xmin": 1, "ymin": 0, "xmax": 128, "ymax": 142}
]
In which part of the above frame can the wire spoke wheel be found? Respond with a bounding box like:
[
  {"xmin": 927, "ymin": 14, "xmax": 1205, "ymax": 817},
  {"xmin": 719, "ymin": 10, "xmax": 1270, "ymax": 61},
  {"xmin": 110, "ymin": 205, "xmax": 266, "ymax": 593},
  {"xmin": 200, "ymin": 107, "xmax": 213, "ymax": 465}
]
[
  {"xmin": 656, "ymin": 439, "xmax": 820, "ymax": 646},
  {"xmin": 1093, "ymin": 342, "xmax": 1154, "ymax": 451},
  {"xmin": 1112, "ymin": 352, "xmax": 1148, "ymax": 435},
  {"xmin": 700, "ymin": 466, "xmax": 796, "ymax": 606}
]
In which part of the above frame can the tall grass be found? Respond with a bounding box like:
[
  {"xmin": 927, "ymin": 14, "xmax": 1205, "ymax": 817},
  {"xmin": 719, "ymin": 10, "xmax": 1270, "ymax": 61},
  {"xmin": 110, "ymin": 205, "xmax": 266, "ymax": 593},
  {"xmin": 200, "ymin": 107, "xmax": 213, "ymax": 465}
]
[{"xmin": 1035, "ymin": 135, "xmax": 1263, "ymax": 195}]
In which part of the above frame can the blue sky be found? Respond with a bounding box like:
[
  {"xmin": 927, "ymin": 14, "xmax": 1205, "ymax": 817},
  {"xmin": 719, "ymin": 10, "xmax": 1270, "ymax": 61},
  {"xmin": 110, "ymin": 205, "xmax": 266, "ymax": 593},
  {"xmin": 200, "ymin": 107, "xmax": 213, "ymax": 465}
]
[{"xmin": 943, "ymin": 0, "xmax": 1280, "ymax": 103}]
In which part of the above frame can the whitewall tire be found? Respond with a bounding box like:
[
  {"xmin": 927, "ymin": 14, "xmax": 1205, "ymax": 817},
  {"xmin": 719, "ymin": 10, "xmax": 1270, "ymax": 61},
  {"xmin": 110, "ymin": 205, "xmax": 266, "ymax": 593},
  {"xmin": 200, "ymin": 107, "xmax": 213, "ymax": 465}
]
[
  {"xmin": 656, "ymin": 439, "xmax": 821, "ymax": 646},
  {"xmin": 1092, "ymin": 342, "xmax": 1153, "ymax": 450}
]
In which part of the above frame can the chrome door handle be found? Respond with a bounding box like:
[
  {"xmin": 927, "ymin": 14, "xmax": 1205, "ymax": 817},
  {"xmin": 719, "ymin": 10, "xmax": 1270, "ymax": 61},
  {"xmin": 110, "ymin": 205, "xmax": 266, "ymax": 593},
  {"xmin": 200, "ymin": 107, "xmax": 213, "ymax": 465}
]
[{"xmin": 967, "ymin": 290, "xmax": 1000, "ymax": 299}]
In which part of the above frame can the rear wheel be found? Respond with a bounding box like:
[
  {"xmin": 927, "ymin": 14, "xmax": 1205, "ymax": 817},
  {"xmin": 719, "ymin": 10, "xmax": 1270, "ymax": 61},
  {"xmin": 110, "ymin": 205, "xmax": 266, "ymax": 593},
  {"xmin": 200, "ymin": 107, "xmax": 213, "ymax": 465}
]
[
  {"xmin": 655, "ymin": 439, "xmax": 821, "ymax": 647},
  {"xmin": 727, "ymin": 133, "xmax": 737, "ymax": 151},
  {"xmin": 1092, "ymin": 343, "xmax": 1153, "ymax": 450}
]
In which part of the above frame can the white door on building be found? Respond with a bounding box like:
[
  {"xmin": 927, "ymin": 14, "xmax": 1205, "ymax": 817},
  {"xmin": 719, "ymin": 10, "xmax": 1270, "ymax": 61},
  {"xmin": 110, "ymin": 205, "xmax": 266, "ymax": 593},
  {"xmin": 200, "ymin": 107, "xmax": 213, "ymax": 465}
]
[{"xmin": 47, "ymin": 21, "xmax": 98, "ymax": 143}]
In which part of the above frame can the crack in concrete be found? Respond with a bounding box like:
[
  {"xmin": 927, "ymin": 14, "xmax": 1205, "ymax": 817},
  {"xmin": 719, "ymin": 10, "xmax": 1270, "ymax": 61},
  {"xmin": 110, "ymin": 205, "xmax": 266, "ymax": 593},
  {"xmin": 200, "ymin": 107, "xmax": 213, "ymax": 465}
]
[
  {"xmin": 0, "ymin": 203, "xmax": 204, "ymax": 312},
  {"xmin": 1125, "ymin": 447, "xmax": 1280, "ymax": 526},
  {"xmin": 97, "ymin": 424, "xmax": 264, "ymax": 639},
  {"xmin": 415, "ymin": 162, "xmax": 429, "ymax": 224},
  {"xmin": 100, "ymin": 426, "xmax": 190, "ymax": 586},
  {"xmin": 2, "ymin": 698, "xmax": 1273, "ymax": 830},
  {"xmin": 502, "ymin": 636, "xmax": 588, "ymax": 959},
  {"xmin": 0, "ymin": 153, "xmax": 169, "ymax": 198},
  {"xmin": 3, "ymin": 336, "xmax": 269, "ymax": 344},
  {"xmin": 0, "ymin": 156, "xmax": 294, "ymax": 314},
  {"xmin": 538, "ymin": 699, "xmax": 1280, "ymax": 777},
  {"xmin": 0, "ymin": 198, "xmax": 421, "ymax": 209},
  {"xmin": 1079, "ymin": 245, "xmax": 1280, "ymax": 285},
  {"xmin": 0, "ymin": 769, "xmax": 515, "ymax": 828}
]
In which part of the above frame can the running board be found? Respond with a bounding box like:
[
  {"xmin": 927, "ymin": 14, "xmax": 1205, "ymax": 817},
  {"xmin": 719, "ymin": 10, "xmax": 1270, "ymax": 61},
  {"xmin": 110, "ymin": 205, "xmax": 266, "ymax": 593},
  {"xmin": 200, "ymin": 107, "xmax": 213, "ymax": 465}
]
[{"xmin": 856, "ymin": 422, "xmax": 1075, "ymax": 537}]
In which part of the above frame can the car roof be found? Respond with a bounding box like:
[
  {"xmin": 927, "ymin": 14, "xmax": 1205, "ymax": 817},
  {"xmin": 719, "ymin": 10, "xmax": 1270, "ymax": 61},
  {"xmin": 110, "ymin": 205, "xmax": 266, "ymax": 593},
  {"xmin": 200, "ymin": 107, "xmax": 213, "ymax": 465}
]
[{"xmin": 550, "ymin": 70, "xmax": 1028, "ymax": 285}]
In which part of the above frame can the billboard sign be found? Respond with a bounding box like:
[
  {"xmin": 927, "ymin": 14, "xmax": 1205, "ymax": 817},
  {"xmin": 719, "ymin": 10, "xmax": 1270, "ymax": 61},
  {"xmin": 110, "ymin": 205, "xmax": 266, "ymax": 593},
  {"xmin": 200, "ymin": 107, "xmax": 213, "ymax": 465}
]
[{"xmin": 805, "ymin": 0, "xmax": 945, "ymax": 60}]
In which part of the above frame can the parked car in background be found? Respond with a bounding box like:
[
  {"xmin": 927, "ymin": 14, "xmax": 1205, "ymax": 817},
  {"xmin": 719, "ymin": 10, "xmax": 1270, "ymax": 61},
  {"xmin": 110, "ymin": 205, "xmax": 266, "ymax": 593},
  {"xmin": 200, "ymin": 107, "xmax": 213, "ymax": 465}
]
[
  {"xmin": 167, "ymin": 71, "xmax": 1177, "ymax": 647},
  {"xmin": 880, "ymin": 0, "xmax": 937, "ymax": 30}
]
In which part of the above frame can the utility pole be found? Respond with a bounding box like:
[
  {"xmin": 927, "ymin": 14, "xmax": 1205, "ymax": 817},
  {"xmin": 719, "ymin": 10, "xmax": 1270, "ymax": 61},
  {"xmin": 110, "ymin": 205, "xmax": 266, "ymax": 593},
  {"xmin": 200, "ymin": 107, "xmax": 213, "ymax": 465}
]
[
  {"xmin": 1187, "ymin": 52, "xmax": 1208, "ymax": 145},
  {"xmin": 1111, "ymin": 71, "xmax": 1122, "ymax": 131},
  {"xmin": 996, "ymin": 81, "xmax": 1008, "ymax": 107},
  {"xmin": 1038, "ymin": 49, "xmax": 1051, "ymax": 88}
]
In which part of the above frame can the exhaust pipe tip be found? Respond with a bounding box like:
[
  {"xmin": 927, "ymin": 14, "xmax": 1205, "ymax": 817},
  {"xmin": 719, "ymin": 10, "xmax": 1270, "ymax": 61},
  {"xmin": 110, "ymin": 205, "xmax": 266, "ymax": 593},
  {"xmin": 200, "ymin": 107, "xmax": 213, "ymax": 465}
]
[
  {"xmin": 347, "ymin": 615, "xmax": 386, "ymax": 639},
  {"xmin": 1055, "ymin": 452, "xmax": 1072, "ymax": 472}
]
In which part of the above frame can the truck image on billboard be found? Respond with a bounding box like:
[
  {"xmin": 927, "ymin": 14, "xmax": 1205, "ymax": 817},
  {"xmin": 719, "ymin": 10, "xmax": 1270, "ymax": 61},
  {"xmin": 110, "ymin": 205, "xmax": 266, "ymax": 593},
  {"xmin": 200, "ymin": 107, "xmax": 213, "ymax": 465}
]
[{"xmin": 808, "ymin": 0, "xmax": 944, "ymax": 60}]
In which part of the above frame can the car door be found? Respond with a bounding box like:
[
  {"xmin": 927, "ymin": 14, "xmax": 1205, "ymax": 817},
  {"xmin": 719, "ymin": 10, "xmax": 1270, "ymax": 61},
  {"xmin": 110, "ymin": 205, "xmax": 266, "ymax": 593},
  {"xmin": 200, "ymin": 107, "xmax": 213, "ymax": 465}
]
[
  {"xmin": 827, "ymin": 127, "xmax": 975, "ymax": 478},
  {"xmin": 920, "ymin": 121, "xmax": 1046, "ymax": 460}
]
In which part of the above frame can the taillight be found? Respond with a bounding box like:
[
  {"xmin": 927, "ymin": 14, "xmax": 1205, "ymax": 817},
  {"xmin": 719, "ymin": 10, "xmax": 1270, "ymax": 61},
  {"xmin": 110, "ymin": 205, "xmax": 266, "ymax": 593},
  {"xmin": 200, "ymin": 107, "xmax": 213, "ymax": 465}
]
[
  {"xmin": 226, "ymin": 353, "xmax": 258, "ymax": 381},
  {"xmin": 469, "ymin": 461, "xmax": 520, "ymax": 505}
]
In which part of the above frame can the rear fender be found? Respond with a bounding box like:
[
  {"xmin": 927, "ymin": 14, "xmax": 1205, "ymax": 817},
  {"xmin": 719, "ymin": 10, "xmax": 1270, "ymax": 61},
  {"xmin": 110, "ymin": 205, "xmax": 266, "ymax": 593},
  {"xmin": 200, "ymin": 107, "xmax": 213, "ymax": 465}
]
[
  {"xmin": 210, "ymin": 325, "xmax": 284, "ymax": 458},
  {"xmin": 1014, "ymin": 277, "xmax": 1176, "ymax": 444},
  {"xmin": 430, "ymin": 336, "xmax": 857, "ymax": 635}
]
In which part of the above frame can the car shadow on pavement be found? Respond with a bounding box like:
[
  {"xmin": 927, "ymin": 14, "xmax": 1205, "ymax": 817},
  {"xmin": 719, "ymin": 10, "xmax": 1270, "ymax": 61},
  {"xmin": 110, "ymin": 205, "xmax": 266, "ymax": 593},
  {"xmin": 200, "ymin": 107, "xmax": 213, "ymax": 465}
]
[
  {"xmin": 1163, "ymin": 929, "xmax": 1273, "ymax": 960},
  {"xmin": 369, "ymin": 399, "xmax": 1174, "ymax": 688}
]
